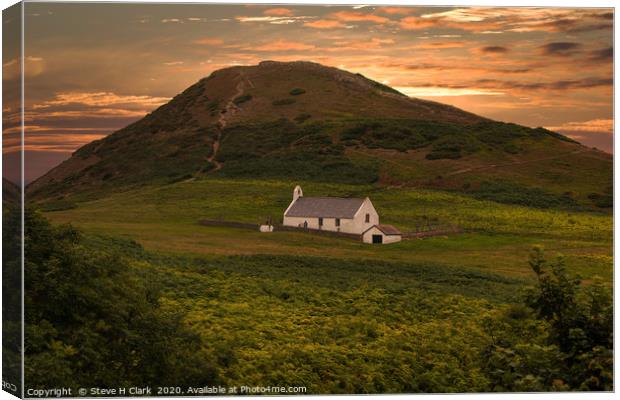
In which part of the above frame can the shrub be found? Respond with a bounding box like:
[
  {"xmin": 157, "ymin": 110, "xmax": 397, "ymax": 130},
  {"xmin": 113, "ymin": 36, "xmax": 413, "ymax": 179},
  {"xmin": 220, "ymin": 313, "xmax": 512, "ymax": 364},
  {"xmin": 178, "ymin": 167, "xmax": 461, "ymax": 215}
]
[
  {"xmin": 588, "ymin": 193, "xmax": 613, "ymax": 208},
  {"xmin": 289, "ymin": 88, "xmax": 306, "ymax": 96},
  {"xmin": 294, "ymin": 113, "xmax": 311, "ymax": 123},
  {"xmin": 272, "ymin": 98, "xmax": 296, "ymax": 106},
  {"xmin": 233, "ymin": 94, "xmax": 252, "ymax": 105},
  {"xmin": 470, "ymin": 181, "xmax": 580, "ymax": 209},
  {"xmin": 426, "ymin": 134, "xmax": 480, "ymax": 160}
]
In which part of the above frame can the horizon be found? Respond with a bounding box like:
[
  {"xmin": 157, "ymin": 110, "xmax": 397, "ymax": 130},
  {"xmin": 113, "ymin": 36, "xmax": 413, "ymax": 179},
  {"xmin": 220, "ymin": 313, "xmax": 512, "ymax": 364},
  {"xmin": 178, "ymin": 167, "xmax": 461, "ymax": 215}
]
[{"xmin": 2, "ymin": 3, "xmax": 613, "ymax": 184}]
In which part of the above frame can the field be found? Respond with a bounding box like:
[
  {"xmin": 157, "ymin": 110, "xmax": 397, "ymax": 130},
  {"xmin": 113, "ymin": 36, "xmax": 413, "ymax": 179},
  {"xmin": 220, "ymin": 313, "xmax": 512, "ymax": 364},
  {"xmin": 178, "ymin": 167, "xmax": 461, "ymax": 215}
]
[
  {"xmin": 44, "ymin": 177, "xmax": 612, "ymax": 282},
  {"xmin": 24, "ymin": 175, "xmax": 612, "ymax": 392}
]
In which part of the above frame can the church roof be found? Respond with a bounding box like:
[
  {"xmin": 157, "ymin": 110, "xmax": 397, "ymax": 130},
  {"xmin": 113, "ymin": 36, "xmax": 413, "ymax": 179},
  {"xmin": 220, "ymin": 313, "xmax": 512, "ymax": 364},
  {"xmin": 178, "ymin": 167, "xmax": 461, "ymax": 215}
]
[
  {"xmin": 362, "ymin": 224, "xmax": 402, "ymax": 236},
  {"xmin": 285, "ymin": 197, "xmax": 366, "ymax": 219}
]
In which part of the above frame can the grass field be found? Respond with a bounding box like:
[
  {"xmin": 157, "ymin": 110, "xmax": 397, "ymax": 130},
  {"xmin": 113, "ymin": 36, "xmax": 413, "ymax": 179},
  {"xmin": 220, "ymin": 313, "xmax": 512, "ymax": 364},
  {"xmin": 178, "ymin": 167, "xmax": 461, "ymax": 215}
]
[
  {"xmin": 29, "ymin": 175, "xmax": 613, "ymax": 392},
  {"xmin": 43, "ymin": 177, "xmax": 612, "ymax": 282}
]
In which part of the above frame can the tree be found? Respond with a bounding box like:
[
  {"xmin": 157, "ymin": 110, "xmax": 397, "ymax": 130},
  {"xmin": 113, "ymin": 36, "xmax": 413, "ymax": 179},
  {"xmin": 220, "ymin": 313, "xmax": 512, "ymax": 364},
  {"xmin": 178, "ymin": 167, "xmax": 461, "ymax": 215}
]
[{"xmin": 21, "ymin": 208, "xmax": 220, "ymax": 389}]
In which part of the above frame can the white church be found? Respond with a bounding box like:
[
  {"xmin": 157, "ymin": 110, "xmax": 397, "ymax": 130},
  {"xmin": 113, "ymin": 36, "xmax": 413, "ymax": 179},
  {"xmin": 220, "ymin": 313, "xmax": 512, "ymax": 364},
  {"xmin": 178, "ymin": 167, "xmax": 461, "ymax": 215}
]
[{"xmin": 282, "ymin": 186, "xmax": 402, "ymax": 244}]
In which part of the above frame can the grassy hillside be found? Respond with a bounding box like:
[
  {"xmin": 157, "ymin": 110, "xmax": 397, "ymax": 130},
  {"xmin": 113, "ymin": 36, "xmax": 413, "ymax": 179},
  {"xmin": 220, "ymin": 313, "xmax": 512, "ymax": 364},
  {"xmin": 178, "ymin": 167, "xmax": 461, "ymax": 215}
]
[
  {"xmin": 26, "ymin": 61, "xmax": 612, "ymax": 210},
  {"xmin": 43, "ymin": 178, "xmax": 612, "ymax": 282}
]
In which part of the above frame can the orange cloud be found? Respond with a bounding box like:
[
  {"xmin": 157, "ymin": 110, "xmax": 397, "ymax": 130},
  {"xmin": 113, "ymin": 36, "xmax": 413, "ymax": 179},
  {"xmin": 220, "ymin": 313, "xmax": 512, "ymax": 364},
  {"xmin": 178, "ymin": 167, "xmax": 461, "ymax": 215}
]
[
  {"xmin": 330, "ymin": 11, "xmax": 389, "ymax": 24},
  {"xmin": 378, "ymin": 7, "xmax": 416, "ymax": 15},
  {"xmin": 325, "ymin": 37, "xmax": 396, "ymax": 52},
  {"xmin": 251, "ymin": 40, "xmax": 316, "ymax": 52},
  {"xmin": 415, "ymin": 41, "xmax": 466, "ymax": 49},
  {"xmin": 33, "ymin": 92, "xmax": 170, "ymax": 109},
  {"xmin": 400, "ymin": 16, "xmax": 439, "ymax": 30},
  {"xmin": 194, "ymin": 37, "xmax": 224, "ymax": 46},
  {"xmin": 263, "ymin": 8, "xmax": 293, "ymax": 16},
  {"xmin": 304, "ymin": 20, "xmax": 345, "ymax": 29},
  {"xmin": 546, "ymin": 119, "xmax": 613, "ymax": 134}
]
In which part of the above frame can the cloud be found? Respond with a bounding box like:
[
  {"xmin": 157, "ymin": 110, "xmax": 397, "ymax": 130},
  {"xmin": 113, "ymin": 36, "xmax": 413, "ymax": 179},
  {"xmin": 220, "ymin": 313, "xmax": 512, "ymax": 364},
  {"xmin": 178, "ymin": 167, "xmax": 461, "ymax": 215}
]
[
  {"xmin": 193, "ymin": 38, "xmax": 224, "ymax": 46},
  {"xmin": 329, "ymin": 11, "xmax": 389, "ymax": 24},
  {"xmin": 33, "ymin": 92, "xmax": 170, "ymax": 109},
  {"xmin": 263, "ymin": 8, "xmax": 293, "ymax": 16},
  {"xmin": 588, "ymin": 47, "xmax": 613, "ymax": 62},
  {"xmin": 414, "ymin": 41, "xmax": 465, "ymax": 49},
  {"xmin": 399, "ymin": 16, "xmax": 438, "ymax": 30},
  {"xmin": 545, "ymin": 119, "xmax": 613, "ymax": 152},
  {"xmin": 251, "ymin": 40, "xmax": 316, "ymax": 52},
  {"xmin": 478, "ymin": 45, "xmax": 509, "ymax": 54},
  {"xmin": 163, "ymin": 61, "xmax": 184, "ymax": 66},
  {"xmin": 304, "ymin": 19, "xmax": 346, "ymax": 29},
  {"xmin": 413, "ymin": 7, "xmax": 613, "ymax": 34},
  {"xmin": 540, "ymin": 42, "xmax": 581, "ymax": 56},
  {"xmin": 161, "ymin": 18, "xmax": 183, "ymax": 23},
  {"xmin": 395, "ymin": 86, "xmax": 504, "ymax": 97},
  {"xmin": 325, "ymin": 37, "xmax": 395, "ymax": 51},
  {"xmin": 378, "ymin": 7, "xmax": 416, "ymax": 15},
  {"xmin": 545, "ymin": 119, "xmax": 613, "ymax": 134},
  {"xmin": 236, "ymin": 16, "xmax": 311, "ymax": 25},
  {"xmin": 466, "ymin": 77, "xmax": 611, "ymax": 91},
  {"xmin": 3, "ymin": 56, "xmax": 46, "ymax": 80},
  {"xmin": 384, "ymin": 62, "xmax": 531, "ymax": 75}
]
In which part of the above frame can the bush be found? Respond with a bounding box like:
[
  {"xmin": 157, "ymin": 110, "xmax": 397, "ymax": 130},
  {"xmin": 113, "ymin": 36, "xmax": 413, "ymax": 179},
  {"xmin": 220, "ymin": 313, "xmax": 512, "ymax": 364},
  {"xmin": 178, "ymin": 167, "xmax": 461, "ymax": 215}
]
[
  {"xmin": 233, "ymin": 94, "xmax": 252, "ymax": 105},
  {"xmin": 20, "ymin": 209, "xmax": 221, "ymax": 388},
  {"xmin": 588, "ymin": 193, "xmax": 613, "ymax": 208},
  {"xmin": 294, "ymin": 113, "xmax": 311, "ymax": 123},
  {"xmin": 426, "ymin": 134, "xmax": 480, "ymax": 160},
  {"xmin": 469, "ymin": 181, "xmax": 580, "ymax": 209},
  {"xmin": 289, "ymin": 88, "xmax": 306, "ymax": 96},
  {"xmin": 272, "ymin": 98, "xmax": 296, "ymax": 106}
]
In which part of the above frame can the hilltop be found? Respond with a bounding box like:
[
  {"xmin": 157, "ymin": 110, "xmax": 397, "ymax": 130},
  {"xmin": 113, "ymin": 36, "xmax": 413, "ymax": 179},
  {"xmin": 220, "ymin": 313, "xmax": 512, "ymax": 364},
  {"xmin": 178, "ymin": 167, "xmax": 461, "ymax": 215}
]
[{"xmin": 27, "ymin": 61, "xmax": 612, "ymax": 209}]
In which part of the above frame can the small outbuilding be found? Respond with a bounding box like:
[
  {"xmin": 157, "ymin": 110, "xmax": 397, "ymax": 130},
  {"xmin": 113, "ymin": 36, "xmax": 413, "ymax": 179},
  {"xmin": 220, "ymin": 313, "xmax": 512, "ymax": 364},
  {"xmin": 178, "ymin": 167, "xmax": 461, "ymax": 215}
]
[{"xmin": 362, "ymin": 224, "xmax": 402, "ymax": 244}]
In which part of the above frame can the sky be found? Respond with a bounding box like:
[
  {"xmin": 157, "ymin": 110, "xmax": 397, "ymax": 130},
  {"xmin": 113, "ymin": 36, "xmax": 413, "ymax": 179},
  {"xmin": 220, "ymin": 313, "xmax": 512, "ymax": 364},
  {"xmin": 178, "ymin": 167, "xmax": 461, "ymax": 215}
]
[{"xmin": 2, "ymin": 3, "xmax": 614, "ymax": 183}]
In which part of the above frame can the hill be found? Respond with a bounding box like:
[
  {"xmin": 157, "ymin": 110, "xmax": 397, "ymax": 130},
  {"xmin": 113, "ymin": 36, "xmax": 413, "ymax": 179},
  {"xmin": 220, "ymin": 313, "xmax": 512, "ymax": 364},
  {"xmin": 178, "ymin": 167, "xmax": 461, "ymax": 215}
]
[
  {"xmin": 26, "ymin": 61, "xmax": 612, "ymax": 209},
  {"xmin": 3, "ymin": 178, "xmax": 20, "ymax": 207}
]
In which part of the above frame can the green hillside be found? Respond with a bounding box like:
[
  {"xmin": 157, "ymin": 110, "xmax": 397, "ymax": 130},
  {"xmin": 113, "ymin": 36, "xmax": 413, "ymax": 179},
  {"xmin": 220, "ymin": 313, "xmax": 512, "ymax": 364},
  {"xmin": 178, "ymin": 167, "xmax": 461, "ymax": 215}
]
[{"xmin": 26, "ymin": 61, "xmax": 611, "ymax": 210}]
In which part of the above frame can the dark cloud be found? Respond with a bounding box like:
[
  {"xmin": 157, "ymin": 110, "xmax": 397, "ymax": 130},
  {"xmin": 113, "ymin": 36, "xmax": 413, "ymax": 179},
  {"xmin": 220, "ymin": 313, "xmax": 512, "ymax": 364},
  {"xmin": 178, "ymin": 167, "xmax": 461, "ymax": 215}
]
[
  {"xmin": 476, "ymin": 77, "xmax": 612, "ymax": 91},
  {"xmin": 412, "ymin": 77, "xmax": 612, "ymax": 91},
  {"xmin": 383, "ymin": 63, "xmax": 531, "ymax": 75},
  {"xmin": 587, "ymin": 11, "xmax": 613, "ymax": 20},
  {"xmin": 568, "ymin": 23, "xmax": 613, "ymax": 33},
  {"xmin": 479, "ymin": 46, "xmax": 509, "ymax": 54},
  {"xmin": 540, "ymin": 42, "xmax": 581, "ymax": 56},
  {"xmin": 589, "ymin": 47, "xmax": 613, "ymax": 62}
]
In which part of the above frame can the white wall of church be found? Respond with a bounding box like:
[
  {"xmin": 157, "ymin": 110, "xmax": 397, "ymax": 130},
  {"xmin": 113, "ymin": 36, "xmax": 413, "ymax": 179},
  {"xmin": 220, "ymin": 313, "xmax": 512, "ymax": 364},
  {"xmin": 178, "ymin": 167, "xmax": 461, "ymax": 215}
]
[{"xmin": 282, "ymin": 198, "xmax": 380, "ymax": 235}]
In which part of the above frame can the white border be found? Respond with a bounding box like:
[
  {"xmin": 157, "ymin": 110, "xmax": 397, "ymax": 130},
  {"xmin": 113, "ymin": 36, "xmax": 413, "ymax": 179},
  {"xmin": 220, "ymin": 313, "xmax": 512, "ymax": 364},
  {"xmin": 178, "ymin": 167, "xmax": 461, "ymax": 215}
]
[{"xmin": 0, "ymin": 1, "xmax": 616, "ymax": 400}]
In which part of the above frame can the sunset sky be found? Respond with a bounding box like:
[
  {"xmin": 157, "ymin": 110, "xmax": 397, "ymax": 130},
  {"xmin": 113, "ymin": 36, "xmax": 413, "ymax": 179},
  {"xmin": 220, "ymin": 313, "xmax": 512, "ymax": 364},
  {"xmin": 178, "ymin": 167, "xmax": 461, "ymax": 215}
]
[{"xmin": 2, "ymin": 3, "xmax": 614, "ymax": 183}]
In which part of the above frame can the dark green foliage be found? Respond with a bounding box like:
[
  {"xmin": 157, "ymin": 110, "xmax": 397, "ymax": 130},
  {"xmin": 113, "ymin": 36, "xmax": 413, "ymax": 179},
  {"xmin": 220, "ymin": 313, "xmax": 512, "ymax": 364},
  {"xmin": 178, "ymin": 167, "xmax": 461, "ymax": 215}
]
[
  {"xmin": 426, "ymin": 134, "xmax": 480, "ymax": 160},
  {"xmin": 532, "ymin": 127, "xmax": 580, "ymax": 144},
  {"xmin": 467, "ymin": 181, "xmax": 580, "ymax": 209},
  {"xmin": 480, "ymin": 248, "xmax": 613, "ymax": 391},
  {"xmin": 588, "ymin": 193, "xmax": 613, "ymax": 208},
  {"xmin": 289, "ymin": 88, "xmax": 306, "ymax": 96},
  {"xmin": 217, "ymin": 120, "xmax": 379, "ymax": 184},
  {"xmin": 207, "ymin": 99, "xmax": 220, "ymax": 115},
  {"xmin": 472, "ymin": 121, "xmax": 530, "ymax": 146},
  {"xmin": 3, "ymin": 205, "xmax": 22, "ymax": 394},
  {"xmin": 504, "ymin": 143, "xmax": 520, "ymax": 154},
  {"xmin": 233, "ymin": 94, "xmax": 252, "ymax": 105},
  {"xmin": 22, "ymin": 209, "xmax": 220, "ymax": 389},
  {"xmin": 38, "ymin": 200, "xmax": 77, "ymax": 212},
  {"xmin": 340, "ymin": 120, "xmax": 437, "ymax": 151},
  {"xmin": 294, "ymin": 113, "xmax": 312, "ymax": 123},
  {"xmin": 482, "ymin": 248, "xmax": 612, "ymax": 391},
  {"xmin": 272, "ymin": 98, "xmax": 296, "ymax": 106}
]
